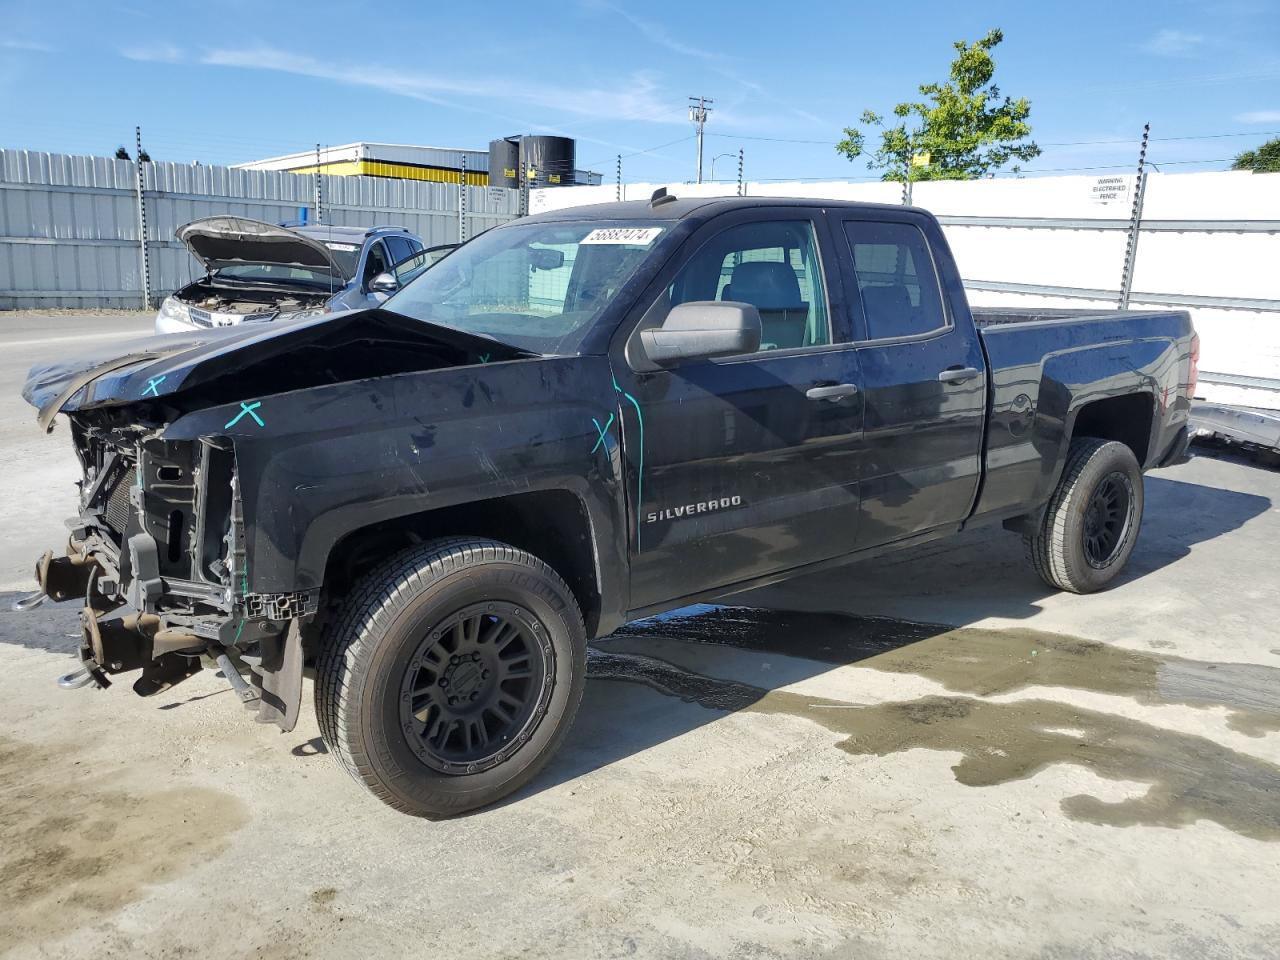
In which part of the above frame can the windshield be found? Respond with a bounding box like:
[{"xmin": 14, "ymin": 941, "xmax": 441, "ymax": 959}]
[
  {"xmin": 383, "ymin": 220, "xmax": 669, "ymax": 355},
  {"xmin": 321, "ymin": 241, "xmax": 361, "ymax": 277}
]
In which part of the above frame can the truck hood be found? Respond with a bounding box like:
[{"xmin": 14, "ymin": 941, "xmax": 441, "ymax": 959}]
[
  {"xmin": 23, "ymin": 309, "xmax": 533, "ymax": 432},
  {"xmin": 177, "ymin": 216, "xmax": 353, "ymax": 282}
]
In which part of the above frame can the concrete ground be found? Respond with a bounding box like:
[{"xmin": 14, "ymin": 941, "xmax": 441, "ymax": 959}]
[{"xmin": 2, "ymin": 312, "xmax": 1278, "ymax": 959}]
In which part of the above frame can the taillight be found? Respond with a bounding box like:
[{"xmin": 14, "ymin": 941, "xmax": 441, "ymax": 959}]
[{"xmin": 1188, "ymin": 333, "xmax": 1200, "ymax": 399}]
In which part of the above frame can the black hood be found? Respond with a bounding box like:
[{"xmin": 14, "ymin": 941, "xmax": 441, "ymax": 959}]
[{"xmin": 23, "ymin": 309, "xmax": 533, "ymax": 432}]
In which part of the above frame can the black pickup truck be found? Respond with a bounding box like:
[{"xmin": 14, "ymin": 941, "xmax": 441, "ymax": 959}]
[{"xmin": 19, "ymin": 195, "xmax": 1197, "ymax": 817}]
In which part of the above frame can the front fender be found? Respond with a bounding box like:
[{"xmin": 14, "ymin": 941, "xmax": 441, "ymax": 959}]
[{"xmin": 162, "ymin": 356, "xmax": 627, "ymax": 608}]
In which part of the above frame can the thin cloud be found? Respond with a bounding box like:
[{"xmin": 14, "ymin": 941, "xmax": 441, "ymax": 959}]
[
  {"xmin": 120, "ymin": 42, "xmax": 184, "ymax": 63},
  {"xmin": 1235, "ymin": 109, "xmax": 1280, "ymax": 123},
  {"xmin": 604, "ymin": 3, "xmax": 721, "ymax": 61},
  {"xmin": 1143, "ymin": 29, "xmax": 1205, "ymax": 56},
  {"xmin": 1, "ymin": 38, "xmax": 55, "ymax": 52},
  {"xmin": 597, "ymin": 2, "xmax": 832, "ymax": 128},
  {"xmin": 126, "ymin": 41, "xmax": 683, "ymax": 127}
]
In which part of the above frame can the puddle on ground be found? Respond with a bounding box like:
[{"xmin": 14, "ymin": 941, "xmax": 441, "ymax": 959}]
[
  {"xmin": 587, "ymin": 644, "xmax": 1280, "ymax": 842},
  {"xmin": 0, "ymin": 735, "xmax": 248, "ymax": 952},
  {"xmin": 613, "ymin": 606, "xmax": 1280, "ymax": 736}
]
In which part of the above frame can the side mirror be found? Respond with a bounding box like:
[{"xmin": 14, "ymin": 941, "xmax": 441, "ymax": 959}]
[
  {"xmin": 368, "ymin": 271, "xmax": 399, "ymax": 294},
  {"xmin": 639, "ymin": 301, "xmax": 761, "ymax": 366}
]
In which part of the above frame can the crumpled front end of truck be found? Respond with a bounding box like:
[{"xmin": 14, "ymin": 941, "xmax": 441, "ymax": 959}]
[
  {"xmin": 18, "ymin": 308, "xmax": 530, "ymax": 729},
  {"xmin": 32, "ymin": 407, "xmax": 311, "ymax": 728}
]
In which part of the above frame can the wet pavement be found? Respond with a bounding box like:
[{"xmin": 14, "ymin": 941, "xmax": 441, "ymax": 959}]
[{"xmin": 591, "ymin": 608, "xmax": 1280, "ymax": 841}]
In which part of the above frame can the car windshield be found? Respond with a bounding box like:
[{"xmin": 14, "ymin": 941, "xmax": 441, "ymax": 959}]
[
  {"xmin": 383, "ymin": 220, "xmax": 669, "ymax": 355},
  {"xmin": 320, "ymin": 241, "xmax": 361, "ymax": 277}
]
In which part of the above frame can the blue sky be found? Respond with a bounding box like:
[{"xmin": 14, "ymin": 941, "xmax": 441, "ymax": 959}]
[{"xmin": 1, "ymin": 0, "xmax": 1278, "ymax": 182}]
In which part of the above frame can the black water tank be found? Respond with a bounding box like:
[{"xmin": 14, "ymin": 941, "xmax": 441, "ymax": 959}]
[
  {"xmin": 521, "ymin": 136, "xmax": 576, "ymax": 187},
  {"xmin": 488, "ymin": 138, "xmax": 520, "ymax": 188}
]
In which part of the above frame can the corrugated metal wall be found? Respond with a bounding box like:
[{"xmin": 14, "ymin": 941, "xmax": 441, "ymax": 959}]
[{"xmin": 0, "ymin": 149, "xmax": 521, "ymax": 309}]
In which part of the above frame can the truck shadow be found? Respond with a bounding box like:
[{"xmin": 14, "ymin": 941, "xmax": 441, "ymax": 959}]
[
  {"xmin": 725, "ymin": 472, "xmax": 1271, "ymax": 625},
  {"xmin": 517, "ymin": 467, "xmax": 1280, "ymax": 837}
]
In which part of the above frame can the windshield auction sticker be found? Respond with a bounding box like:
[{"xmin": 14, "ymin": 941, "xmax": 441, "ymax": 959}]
[{"xmin": 581, "ymin": 227, "xmax": 663, "ymax": 245}]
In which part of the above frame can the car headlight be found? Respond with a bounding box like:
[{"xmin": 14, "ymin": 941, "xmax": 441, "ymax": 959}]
[{"xmin": 157, "ymin": 297, "xmax": 190, "ymax": 322}]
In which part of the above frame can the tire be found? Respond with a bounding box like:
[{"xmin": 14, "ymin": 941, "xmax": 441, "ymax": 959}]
[
  {"xmin": 315, "ymin": 537, "xmax": 586, "ymax": 817},
  {"xmin": 1023, "ymin": 438, "xmax": 1144, "ymax": 594}
]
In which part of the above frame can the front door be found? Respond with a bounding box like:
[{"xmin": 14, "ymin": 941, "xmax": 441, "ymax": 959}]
[
  {"xmin": 833, "ymin": 213, "xmax": 987, "ymax": 548},
  {"xmin": 614, "ymin": 210, "xmax": 865, "ymax": 612}
]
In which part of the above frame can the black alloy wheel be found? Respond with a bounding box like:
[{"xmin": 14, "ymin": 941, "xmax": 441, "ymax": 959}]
[
  {"xmin": 1082, "ymin": 471, "xmax": 1135, "ymax": 568},
  {"xmin": 400, "ymin": 602, "xmax": 553, "ymax": 774}
]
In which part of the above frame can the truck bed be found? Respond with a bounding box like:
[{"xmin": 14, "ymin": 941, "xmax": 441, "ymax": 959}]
[{"xmin": 968, "ymin": 306, "xmax": 1195, "ymax": 525}]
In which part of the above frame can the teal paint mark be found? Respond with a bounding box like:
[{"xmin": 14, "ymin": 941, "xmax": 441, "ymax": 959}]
[
  {"xmin": 224, "ymin": 401, "xmax": 265, "ymax": 430},
  {"xmin": 143, "ymin": 375, "xmax": 166, "ymax": 397},
  {"xmin": 232, "ymin": 619, "xmax": 245, "ymax": 643},
  {"xmin": 590, "ymin": 412, "xmax": 615, "ymax": 454},
  {"xmin": 612, "ymin": 375, "xmax": 646, "ymax": 551},
  {"xmin": 478, "ymin": 353, "xmax": 491, "ymax": 364}
]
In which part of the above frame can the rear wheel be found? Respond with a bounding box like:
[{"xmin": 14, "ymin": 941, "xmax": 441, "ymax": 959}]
[
  {"xmin": 315, "ymin": 537, "xmax": 586, "ymax": 817},
  {"xmin": 1023, "ymin": 438, "xmax": 1144, "ymax": 594}
]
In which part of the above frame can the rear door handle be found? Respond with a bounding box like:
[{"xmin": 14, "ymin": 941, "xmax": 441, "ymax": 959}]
[
  {"xmin": 937, "ymin": 366, "xmax": 980, "ymax": 384},
  {"xmin": 806, "ymin": 383, "xmax": 859, "ymax": 401}
]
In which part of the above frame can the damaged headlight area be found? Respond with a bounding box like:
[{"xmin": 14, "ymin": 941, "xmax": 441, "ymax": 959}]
[{"xmin": 31, "ymin": 413, "xmax": 310, "ymax": 730}]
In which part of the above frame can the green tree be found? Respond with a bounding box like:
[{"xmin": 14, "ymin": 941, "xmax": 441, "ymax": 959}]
[
  {"xmin": 836, "ymin": 28, "xmax": 1040, "ymax": 181},
  {"xmin": 1232, "ymin": 137, "xmax": 1280, "ymax": 172}
]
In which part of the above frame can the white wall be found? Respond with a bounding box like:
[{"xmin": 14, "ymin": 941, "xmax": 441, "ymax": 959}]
[{"xmin": 532, "ymin": 171, "xmax": 1280, "ymax": 409}]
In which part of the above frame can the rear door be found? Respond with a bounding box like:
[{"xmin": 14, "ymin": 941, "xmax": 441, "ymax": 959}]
[
  {"xmin": 613, "ymin": 208, "xmax": 865, "ymax": 611},
  {"xmin": 832, "ymin": 212, "xmax": 986, "ymax": 548}
]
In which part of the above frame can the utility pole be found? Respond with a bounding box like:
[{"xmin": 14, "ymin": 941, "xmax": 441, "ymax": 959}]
[
  {"xmin": 1118, "ymin": 123, "xmax": 1151, "ymax": 310},
  {"xmin": 688, "ymin": 95, "xmax": 713, "ymax": 183},
  {"xmin": 737, "ymin": 148, "xmax": 744, "ymax": 197},
  {"xmin": 616, "ymin": 154, "xmax": 622, "ymax": 202}
]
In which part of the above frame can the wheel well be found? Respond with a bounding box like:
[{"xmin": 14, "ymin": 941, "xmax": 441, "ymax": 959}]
[
  {"xmin": 321, "ymin": 491, "xmax": 603, "ymax": 636},
  {"xmin": 1070, "ymin": 393, "xmax": 1154, "ymax": 464}
]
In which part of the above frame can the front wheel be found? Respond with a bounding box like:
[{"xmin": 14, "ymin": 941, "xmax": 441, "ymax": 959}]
[
  {"xmin": 1023, "ymin": 438, "xmax": 1144, "ymax": 594},
  {"xmin": 315, "ymin": 537, "xmax": 586, "ymax": 817}
]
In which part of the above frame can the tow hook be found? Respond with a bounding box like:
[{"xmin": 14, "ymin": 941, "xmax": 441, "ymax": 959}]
[{"xmin": 10, "ymin": 591, "xmax": 50, "ymax": 612}]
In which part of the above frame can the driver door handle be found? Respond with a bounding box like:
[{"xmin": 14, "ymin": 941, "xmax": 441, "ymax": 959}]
[
  {"xmin": 806, "ymin": 382, "xmax": 859, "ymax": 401},
  {"xmin": 937, "ymin": 366, "xmax": 980, "ymax": 384}
]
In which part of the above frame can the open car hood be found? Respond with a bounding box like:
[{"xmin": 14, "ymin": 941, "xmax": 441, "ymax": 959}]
[
  {"xmin": 176, "ymin": 216, "xmax": 353, "ymax": 282},
  {"xmin": 22, "ymin": 309, "xmax": 533, "ymax": 431}
]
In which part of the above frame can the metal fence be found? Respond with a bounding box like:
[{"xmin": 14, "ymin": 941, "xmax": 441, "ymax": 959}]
[{"xmin": 0, "ymin": 149, "xmax": 521, "ymax": 309}]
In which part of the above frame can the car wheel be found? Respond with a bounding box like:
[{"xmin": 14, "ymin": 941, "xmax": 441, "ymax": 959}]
[
  {"xmin": 1023, "ymin": 437, "xmax": 1144, "ymax": 594},
  {"xmin": 315, "ymin": 537, "xmax": 586, "ymax": 817}
]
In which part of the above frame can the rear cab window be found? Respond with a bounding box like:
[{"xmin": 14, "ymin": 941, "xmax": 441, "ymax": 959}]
[{"xmin": 841, "ymin": 220, "xmax": 948, "ymax": 341}]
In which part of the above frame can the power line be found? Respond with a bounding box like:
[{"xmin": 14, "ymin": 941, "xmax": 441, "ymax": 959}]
[
  {"xmin": 580, "ymin": 134, "xmax": 695, "ymax": 169},
  {"xmin": 704, "ymin": 129, "xmax": 1280, "ymax": 149}
]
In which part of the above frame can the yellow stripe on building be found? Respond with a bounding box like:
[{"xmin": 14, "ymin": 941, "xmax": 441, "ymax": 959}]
[{"xmin": 287, "ymin": 159, "xmax": 489, "ymax": 186}]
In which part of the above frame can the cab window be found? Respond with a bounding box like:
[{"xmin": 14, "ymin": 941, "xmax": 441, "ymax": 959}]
[
  {"xmin": 842, "ymin": 220, "xmax": 947, "ymax": 340},
  {"xmin": 664, "ymin": 220, "xmax": 830, "ymax": 352}
]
